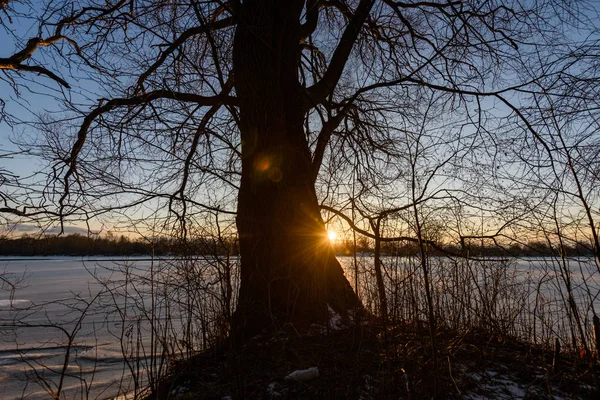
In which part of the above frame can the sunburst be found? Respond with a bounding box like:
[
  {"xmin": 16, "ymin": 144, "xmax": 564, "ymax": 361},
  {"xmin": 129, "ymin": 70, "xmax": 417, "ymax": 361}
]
[{"xmin": 327, "ymin": 230, "xmax": 338, "ymax": 243}]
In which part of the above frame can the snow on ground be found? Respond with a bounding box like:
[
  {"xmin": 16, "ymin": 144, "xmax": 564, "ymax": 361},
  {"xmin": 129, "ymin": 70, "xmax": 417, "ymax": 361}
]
[
  {"xmin": 267, "ymin": 381, "xmax": 284, "ymax": 397},
  {"xmin": 169, "ymin": 381, "xmax": 190, "ymax": 397},
  {"xmin": 328, "ymin": 304, "xmax": 344, "ymax": 330},
  {"xmin": 461, "ymin": 366, "xmax": 574, "ymax": 399},
  {"xmin": 465, "ymin": 371, "xmax": 528, "ymax": 399}
]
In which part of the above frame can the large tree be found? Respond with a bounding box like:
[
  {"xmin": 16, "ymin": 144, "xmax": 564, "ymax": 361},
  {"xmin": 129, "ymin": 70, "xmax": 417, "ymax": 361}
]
[
  {"xmin": 231, "ymin": 1, "xmax": 369, "ymax": 335},
  {"xmin": 4, "ymin": 0, "xmax": 599, "ymax": 338}
]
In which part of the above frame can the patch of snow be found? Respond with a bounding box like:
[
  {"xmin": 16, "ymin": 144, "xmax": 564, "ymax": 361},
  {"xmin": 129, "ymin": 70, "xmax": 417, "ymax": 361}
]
[
  {"xmin": 581, "ymin": 384, "xmax": 595, "ymax": 390},
  {"xmin": 347, "ymin": 308, "xmax": 358, "ymax": 322},
  {"xmin": 221, "ymin": 396, "xmax": 233, "ymax": 400},
  {"xmin": 170, "ymin": 381, "xmax": 190, "ymax": 397},
  {"xmin": 170, "ymin": 386, "xmax": 187, "ymax": 397},
  {"xmin": 285, "ymin": 367, "xmax": 319, "ymax": 382},
  {"xmin": 328, "ymin": 304, "xmax": 344, "ymax": 330},
  {"xmin": 309, "ymin": 323, "xmax": 328, "ymax": 334},
  {"xmin": 496, "ymin": 379, "xmax": 526, "ymax": 398},
  {"xmin": 267, "ymin": 382, "xmax": 282, "ymax": 397},
  {"xmin": 465, "ymin": 370, "xmax": 528, "ymax": 399}
]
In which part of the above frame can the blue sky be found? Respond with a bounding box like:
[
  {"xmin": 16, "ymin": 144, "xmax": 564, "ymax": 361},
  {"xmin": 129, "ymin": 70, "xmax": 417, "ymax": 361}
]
[
  {"xmin": 0, "ymin": 1, "xmax": 109, "ymax": 235},
  {"xmin": 1, "ymin": 0, "xmax": 599, "ymax": 241}
]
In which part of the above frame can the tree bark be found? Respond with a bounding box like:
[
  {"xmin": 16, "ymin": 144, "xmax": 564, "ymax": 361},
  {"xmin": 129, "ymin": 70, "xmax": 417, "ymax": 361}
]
[{"xmin": 231, "ymin": 0, "xmax": 361, "ymax": 339}]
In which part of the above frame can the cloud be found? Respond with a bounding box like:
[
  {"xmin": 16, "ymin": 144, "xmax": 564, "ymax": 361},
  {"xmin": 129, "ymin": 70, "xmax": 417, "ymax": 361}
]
[
  {"xmin": 5, "ymin": 224, "xmax": 100, "ymax": 236},
  {"xmin": 9, "ymin": 224, "xmax": 39, "ymax": 233},
  {"xmin": 45, "ymin": 226, "xmax": 97, "ymax": 235}
]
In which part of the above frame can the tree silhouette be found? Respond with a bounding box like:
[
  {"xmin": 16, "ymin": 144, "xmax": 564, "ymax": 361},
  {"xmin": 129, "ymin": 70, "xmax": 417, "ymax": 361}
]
[{"xmin": 3, "ymin": 0, "xmax": 599, "ymax": 339}]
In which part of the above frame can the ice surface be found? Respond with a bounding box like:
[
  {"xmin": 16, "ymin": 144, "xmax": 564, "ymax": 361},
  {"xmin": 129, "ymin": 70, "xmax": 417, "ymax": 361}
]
[{"xmin": 0, "ymin": 299, "xmax": 31, "ymax": 307}]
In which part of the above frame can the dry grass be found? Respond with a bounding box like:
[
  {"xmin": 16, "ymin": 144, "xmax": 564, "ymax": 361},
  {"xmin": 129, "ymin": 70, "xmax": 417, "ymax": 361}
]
[{"xmin": 147, "ymin": 321, "xmax": 599, "ymax": 399}]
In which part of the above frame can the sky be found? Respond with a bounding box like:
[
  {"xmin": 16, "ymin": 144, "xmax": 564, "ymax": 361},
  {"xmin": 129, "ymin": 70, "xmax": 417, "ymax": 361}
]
[
  {"xmin": 1, "ymin": 0, "xmax": 599, "ymax": 242},
  {"xmin": 0, "ymin": 1, "xmax": 123, "ymax": 235}
]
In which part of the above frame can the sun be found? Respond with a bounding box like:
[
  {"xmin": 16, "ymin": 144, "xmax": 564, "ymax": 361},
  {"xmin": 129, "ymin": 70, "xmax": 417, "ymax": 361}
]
[{"xmin": 327, "ymin": 230, "xmax": 338, "ymax": 243}]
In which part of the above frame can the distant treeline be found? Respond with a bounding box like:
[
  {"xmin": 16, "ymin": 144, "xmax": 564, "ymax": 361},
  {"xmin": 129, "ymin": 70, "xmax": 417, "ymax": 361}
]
[
  {"xmin": 0, "ymin": 234, "xmax": 238, "ymax": 256},
  {"xmin": 0, "ymin": 233, "xmax": 594, "ymax": 258},
  {"xmin": 332, "ymin": 238, "xmax": 595, "ymax": 258}
]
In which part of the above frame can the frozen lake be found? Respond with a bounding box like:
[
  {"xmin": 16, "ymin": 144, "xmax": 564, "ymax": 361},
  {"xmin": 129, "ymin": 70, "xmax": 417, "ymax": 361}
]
[
  {"xmin": 0, "ymin": 255, "xmax": 599, "ymax": 399},
  {"xmin": 0, "ymin": 257, "xmax": 160, "ymax": 400}
]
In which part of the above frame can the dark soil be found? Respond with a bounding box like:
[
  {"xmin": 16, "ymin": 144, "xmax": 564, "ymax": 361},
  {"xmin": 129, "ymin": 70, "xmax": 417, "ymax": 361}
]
[{"xmin": 147, "ymin": 322, "xmax": 600, "ymax": 399}]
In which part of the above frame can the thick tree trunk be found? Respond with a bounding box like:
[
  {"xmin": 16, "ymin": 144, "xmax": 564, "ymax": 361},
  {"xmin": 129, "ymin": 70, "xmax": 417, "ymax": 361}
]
[{"xmin": 231, "ymin": 0, "xmax": 360, "ymax": 338}]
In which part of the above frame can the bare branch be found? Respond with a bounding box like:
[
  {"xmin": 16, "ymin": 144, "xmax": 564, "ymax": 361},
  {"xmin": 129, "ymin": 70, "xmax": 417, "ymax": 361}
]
[
  {"xmin": 0, "ymin": 36, "xmax": 71, "ymax": 88},
  {"xmin": 304, "ymin": 0, "xmax": 375, "ymax": 109}
]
